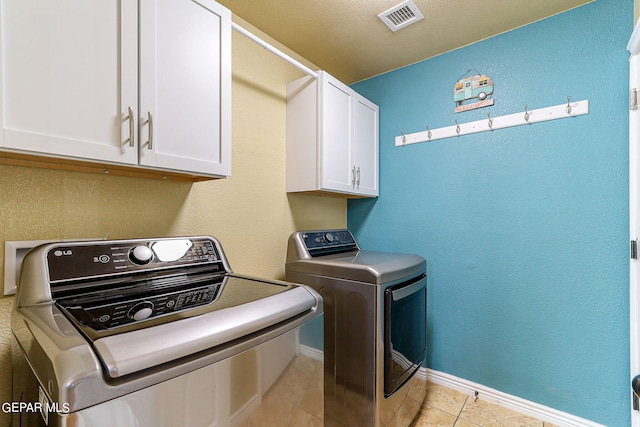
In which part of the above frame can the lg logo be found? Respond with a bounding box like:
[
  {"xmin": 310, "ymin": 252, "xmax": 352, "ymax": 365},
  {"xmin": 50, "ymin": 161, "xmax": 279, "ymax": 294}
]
[{"xmin": 53, "ymin": 250, "xmax": 73, "ymax": 257}]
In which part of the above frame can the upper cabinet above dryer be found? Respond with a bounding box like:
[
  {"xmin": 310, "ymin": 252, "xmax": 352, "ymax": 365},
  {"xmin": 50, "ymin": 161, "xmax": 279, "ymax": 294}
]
[
  {"xmin": 0, "ymin": 0, "xmax": 231, "ymax": 180},
  {"xmin": 286, "ymin": 71, "xmax": 379, "ymax": 198}
]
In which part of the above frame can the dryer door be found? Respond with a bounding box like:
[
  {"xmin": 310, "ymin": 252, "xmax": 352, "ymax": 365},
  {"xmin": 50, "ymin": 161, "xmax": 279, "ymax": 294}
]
[{"xmin": 384, "ymin": 274, "xmax": 427, "ymax": 396}]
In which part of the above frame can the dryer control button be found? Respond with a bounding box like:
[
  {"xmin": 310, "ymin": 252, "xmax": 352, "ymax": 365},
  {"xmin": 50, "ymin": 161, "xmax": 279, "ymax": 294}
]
[{"xmin": 323, "ymin": 233, "xmax": 335, "ymax": 243}]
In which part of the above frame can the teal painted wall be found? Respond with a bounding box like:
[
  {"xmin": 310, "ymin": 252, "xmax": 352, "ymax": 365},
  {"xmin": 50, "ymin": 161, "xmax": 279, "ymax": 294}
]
[{"xmin": 348, "ymin": 0, "xmax": 632, "ymax": 425}]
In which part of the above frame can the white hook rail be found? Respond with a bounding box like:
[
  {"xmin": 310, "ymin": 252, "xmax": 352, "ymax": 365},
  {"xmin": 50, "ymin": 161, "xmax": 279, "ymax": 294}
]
[{"xmin": 395, "ymin": 98, "xmax": 589, "ymax": 147}]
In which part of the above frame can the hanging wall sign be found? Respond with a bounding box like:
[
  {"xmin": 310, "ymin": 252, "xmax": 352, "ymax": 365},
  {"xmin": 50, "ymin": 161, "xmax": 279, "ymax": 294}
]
[{"xmin": 454, "ymin": 69, "xmax": 494, "ymax": 113}]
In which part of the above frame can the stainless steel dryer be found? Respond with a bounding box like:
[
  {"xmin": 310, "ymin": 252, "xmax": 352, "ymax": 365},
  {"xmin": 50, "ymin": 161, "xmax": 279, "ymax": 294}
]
[
  {"xmin": 285, "ymin": 229, "xmax": 427, "ymax": 427},
  {"xmin": 11, "ymin": 236, "xmax": 323, "ymax": 426}
]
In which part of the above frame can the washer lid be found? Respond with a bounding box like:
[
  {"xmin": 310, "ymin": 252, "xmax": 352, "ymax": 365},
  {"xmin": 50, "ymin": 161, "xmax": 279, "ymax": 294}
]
[
  {"xmin": 286, "ymin": 250, "xmax": 426, "ymax": 284},
  {"xmin": 92, "ymin": 282, "xmax": 319, "ymax": 378}
]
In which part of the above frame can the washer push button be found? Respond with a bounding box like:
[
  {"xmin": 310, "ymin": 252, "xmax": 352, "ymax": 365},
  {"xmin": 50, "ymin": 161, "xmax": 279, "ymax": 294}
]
[{"xmin": 128, "ymin": 301, "xmax": 154, "ymax": 321}]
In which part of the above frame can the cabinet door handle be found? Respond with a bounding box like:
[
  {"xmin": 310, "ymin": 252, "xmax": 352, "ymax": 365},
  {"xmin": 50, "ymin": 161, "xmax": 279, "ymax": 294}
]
[
  {"xmin": 127, "ymin": 106, "xmax": 134, "ymax": 147},
  {"xmin": 147, "ymin": 111, "xmax": 154, "ymax": 150},
  {"xmin": 352, "ymin": 166, "xmax": 356, "ymax": 187},
  {"xmin": 356, "ymin": 167, "xmax": 360, "ymax": 187}
]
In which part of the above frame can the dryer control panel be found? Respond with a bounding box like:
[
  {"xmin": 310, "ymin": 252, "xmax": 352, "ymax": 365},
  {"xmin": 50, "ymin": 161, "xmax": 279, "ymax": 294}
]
[{"xmin": 302, "ymin": 230, "xmax": 358, "ymax": 256}]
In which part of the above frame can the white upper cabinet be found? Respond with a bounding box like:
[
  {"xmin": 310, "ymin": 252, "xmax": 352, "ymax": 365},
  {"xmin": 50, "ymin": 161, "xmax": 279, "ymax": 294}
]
[
  {"xmin": 0, "ymin": 0, "xmax": 231, "ymax": 179},
  {"xmin": 139, "ymin": 0, "xmax": 231, "ymax": 176},
  {"xmin": 287, "ymin": 71, "xmax": 379, "ymax": 198},
  {"xmin": 1, "ymin": 0, "xmax": 139, "ymax": 165},
  {"xmin": 320, "ymin": 74, "xmax": 354, "ymax": 194},
  {"xmin": 351, "ymin": 93, "xmax": 379, "ymax": 196}
]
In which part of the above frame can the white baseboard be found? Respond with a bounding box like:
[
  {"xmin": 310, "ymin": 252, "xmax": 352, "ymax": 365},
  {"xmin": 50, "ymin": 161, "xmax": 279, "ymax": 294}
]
[
  {"xmin": 415, "ymin": 366, "xmax": 428, "ymax": 381},
  {"xmin": 296, "ymin": 348, "xmax": 605, "ymax": 427},
  {"xmin": 426, "ymin": 369, "xmax": 606, "ymax": 427},
  {"xmin": 299, "ymin": 344, "xmax": 324, "ymax": 361}
]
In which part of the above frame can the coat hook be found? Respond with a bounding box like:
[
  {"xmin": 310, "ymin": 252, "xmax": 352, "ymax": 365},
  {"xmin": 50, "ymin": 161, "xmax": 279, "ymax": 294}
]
[
  {"xmin": 524, "ymin": 105, "xmax": 530, "ymax": 122},
  {"xmin": 401, "ymin": 131, "xmax": 406, "ymax": 144},
  {"xmin": 566, "ymin": 96, "xmax": 572, "ymax": 114},
  {"xmin": 487, "ymin": 112, "xmax": 493, "ymax": 129},
  {"xmin": 426, "ymin": 125, "xmax": 432, "ymax": 141},
  {"xmin": 455, "ymin": 120, "xmax": 460, "ymax": 135}
]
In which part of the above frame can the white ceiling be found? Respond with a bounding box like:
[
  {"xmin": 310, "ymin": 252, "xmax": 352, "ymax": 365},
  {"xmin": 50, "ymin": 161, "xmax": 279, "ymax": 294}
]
[{"xmin": 217, "ymin": 0, "xmax": 594, "ymax": 84}]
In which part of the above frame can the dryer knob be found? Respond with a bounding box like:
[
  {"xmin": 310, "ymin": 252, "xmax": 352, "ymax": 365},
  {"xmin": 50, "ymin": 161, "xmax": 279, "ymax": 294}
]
[
  {"xmin": 323, "ymin": 233, "xmax": 335, "ymax": 243},
  {"xmin": 130, "ymin": 246, "xmax": 153, "ymax": 264}
]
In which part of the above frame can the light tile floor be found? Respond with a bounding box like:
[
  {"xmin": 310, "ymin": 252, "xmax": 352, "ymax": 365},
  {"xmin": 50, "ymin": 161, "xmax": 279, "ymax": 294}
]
[
  {"xmin": 241, "ymin": 354, "xmax": 324, "ymax": 427},
  {"xmin": 240, "ymin": 352, "xmax": 558, "ymax": 426},
  {"xmin": 414, "ymin": 382, "xmax": 559, "ymax": 427}
]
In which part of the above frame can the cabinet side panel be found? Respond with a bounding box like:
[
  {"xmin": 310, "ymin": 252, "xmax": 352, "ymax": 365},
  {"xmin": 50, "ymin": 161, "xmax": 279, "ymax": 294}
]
[{"xmin": 286, "ymin": 76, "xmax": 318, "ymax": 193}]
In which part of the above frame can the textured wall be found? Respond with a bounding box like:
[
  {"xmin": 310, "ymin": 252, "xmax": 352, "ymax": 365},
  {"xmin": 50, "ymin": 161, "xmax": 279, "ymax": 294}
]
[
  {"xmin": 0, "ymin": 17, "xmax": 345, "ymax": 425},
  {"xmin": 349, "ymin": 0, "xmax": 631, "ymax": 425}
]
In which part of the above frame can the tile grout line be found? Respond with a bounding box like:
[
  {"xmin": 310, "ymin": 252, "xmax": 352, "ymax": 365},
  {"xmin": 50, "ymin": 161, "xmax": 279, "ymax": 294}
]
[{"xmin": 453, "ymin": 395, "xmax": 470, "ymax": 426}]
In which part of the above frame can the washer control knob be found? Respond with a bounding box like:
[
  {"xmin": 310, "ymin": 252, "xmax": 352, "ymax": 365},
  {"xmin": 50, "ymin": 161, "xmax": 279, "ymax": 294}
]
[
  {"xmin": 130, "ymin": 246, "xmax": 153, "ymax": 264},
  {"xmin": 323, "ymin": 233, "xmax": 334, "ymax": 244},
  {"xmin": 129, "ymin": 302, "xmax": 154, "ymax": 321}
]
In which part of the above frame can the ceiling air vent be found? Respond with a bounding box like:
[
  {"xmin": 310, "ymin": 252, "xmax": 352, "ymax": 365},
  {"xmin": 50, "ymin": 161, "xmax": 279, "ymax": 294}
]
[{"xmin": 378, "ymin": 0, "xmax": 424, "ymax": 32}]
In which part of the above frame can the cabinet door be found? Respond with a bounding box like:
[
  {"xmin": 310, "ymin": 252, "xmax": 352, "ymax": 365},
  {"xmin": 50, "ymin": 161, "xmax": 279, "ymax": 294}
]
[
  {"xmin": 320, "ymin": 72, "xmax": 355, "ymax": 193},
  {"xmin": 1, "ymin": 0, "xmax": 138, "ymax": 165},
  {"xmin": 353, "ymin": 95, "xmax": 379, "ymax": 197},
  {"xmin": 139, "ymin": 0, "xmax": 231, "ymax": 176}
]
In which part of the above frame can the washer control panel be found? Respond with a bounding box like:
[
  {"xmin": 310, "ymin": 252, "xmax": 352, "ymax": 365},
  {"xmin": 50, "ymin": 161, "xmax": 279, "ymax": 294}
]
[
  {"xmin": 62, "ymin": 283, "xmax": 222, "ymax": 330},
  {"xmin": 47, "ymin": 237, "xmax": 221, "ymax": 282}
]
